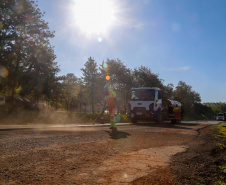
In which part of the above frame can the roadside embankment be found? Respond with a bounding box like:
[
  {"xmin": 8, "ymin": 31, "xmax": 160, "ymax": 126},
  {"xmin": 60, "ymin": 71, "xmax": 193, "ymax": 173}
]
[{"xmin": 170, "ymin": 122, "xmax": 226, "ymax": 185}]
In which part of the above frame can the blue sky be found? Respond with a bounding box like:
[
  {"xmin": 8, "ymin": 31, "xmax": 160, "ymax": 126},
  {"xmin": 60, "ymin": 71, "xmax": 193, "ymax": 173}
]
[{"xmin": 37, "ymin": 0, "xmax": 226, "ymax": 103}]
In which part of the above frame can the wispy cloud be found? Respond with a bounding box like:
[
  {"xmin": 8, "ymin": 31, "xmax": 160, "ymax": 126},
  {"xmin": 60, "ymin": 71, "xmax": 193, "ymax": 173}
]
[{"xmin": 164, "ymin": 66, "xmax": 191, "ymax": 72}]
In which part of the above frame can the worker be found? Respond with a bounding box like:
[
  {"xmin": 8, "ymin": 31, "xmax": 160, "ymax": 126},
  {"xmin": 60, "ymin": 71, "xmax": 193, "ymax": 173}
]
[
  {"xmin": 105, "ymin": 88, "xmax": 117, "ymax": 130},
  {"xmin": 173, "ymin": 104, "xmax": 181, "ymax": 121}
]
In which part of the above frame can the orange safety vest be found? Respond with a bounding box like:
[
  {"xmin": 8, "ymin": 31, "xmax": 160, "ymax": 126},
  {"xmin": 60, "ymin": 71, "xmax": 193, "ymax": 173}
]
[
  {"xmin": 105, "ymin": 91, "xmax": 116, "ymax": 113},
  {"xmin": 173, "ymin": 106, "xmax": 181, "ymax": 118}
]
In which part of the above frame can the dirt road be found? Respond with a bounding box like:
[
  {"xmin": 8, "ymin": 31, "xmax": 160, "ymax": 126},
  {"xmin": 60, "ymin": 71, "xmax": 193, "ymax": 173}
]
[{"xmin": 0, "ymin": 121, "xmax": 218, "ymax": 184}]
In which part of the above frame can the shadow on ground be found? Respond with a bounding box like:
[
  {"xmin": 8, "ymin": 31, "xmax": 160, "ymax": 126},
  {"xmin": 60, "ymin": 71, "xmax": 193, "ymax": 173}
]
[{"xmin": 105, "ymin": 130, "xmax": 131, "ymax": 139}]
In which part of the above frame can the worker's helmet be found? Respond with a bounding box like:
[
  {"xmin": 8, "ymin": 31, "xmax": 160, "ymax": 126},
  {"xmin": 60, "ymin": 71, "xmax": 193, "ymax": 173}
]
[{"xmin": 109, "ymin": 89, "xmax": 113, "ymax": 95}]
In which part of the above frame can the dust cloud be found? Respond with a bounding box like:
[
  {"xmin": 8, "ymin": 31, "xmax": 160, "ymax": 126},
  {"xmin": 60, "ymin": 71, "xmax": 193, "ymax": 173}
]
[{"xmin": 0, "ymin": 109, "xmax": 91, "ymax": 125}]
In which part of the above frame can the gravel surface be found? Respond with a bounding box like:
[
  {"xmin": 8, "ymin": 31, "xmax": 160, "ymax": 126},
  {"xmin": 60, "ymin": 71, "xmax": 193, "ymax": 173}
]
[{"xmin": 0, "ymin": 122, "xmax": 215, "ymax": 184}]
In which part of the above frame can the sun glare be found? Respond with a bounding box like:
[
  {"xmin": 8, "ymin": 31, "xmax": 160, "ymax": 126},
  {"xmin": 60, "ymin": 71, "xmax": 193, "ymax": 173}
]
[{"xmin": 72, "ymin": 0, "xmax": 116, "ymax": 35}]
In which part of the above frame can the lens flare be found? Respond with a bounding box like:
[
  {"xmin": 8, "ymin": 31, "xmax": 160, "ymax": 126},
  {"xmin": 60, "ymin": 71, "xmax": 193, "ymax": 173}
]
[
  {"xmin": 102, "ymin": 62, "xmax": 109, "ymax": 73},
  {"xmin": 103, "ymin": 62, "xmax": 108, "ymax": 69},
  {"xmin": 106, "ymin": 75, "xmax": 110, "ymax": 80},
  {"xmin": 0, "ymin": 66, "xmax": 9, "ymax": 77},
  {"xmin": 98, "ymin": 37, "xmax": 102, "ymax": 42}
]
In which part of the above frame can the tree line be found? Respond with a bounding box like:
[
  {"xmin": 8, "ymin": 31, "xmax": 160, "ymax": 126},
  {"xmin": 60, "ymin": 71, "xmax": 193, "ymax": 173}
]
[{"xmin": 0, "ymin": 0, "xmax": 222, "ymax": 120}]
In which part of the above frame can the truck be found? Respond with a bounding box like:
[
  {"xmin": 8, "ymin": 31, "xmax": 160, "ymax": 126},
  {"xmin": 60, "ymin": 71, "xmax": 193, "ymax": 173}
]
[
  {"xmin": 127, "ymin": 87, "xmax": 182, "ymax": 124},
  {"xmin": 216, "ymin": 112, "xmax": 226, "ymax": 121}
]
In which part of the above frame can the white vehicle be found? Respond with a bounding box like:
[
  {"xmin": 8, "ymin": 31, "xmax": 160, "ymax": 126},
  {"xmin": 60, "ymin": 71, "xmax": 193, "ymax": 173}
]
[
  {"xmin": 216, "ymin": 113, "xmax": 225, "ymax": 121},
  {"xmin": 127, "ymin": 87, "xmax": 182, "ymax": 123}
]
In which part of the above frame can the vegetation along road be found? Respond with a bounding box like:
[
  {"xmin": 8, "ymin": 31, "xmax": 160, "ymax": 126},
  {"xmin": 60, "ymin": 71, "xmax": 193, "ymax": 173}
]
[{"xmin": 0, "ymin": 121, "xmax": 225, "ymax": 185}]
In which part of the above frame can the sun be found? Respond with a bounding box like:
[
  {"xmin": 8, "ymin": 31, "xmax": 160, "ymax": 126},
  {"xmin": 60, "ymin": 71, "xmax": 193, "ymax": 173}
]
[{"xmin": 72, "ymin": 0, "xmax": 116, "ymax": 35}]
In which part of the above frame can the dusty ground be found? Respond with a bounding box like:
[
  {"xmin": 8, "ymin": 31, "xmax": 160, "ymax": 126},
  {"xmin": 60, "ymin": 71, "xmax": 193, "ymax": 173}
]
[{"xmin": 0, "ymin": 122, "xmax": 222, "ymax": 184}]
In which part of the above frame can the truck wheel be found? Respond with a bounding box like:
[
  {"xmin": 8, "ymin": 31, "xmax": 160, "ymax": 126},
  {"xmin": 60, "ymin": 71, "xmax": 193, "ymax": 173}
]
[
  {"xmin": 131, "ymin": 118, "xmax": 137, "ymax": 124},
  {"xmin": 157, "ymin": 119, "xmax": 162, "ymax": 124},
  {"xmin": 171, "ymin": 119, "xmax": 176, "ymax": 124}
]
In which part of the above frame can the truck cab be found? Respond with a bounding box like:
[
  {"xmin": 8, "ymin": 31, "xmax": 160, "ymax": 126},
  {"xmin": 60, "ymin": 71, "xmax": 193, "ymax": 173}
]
[
  {"xmin": 216, "ymin": 113, "xmax": 225, "ymax": 121},
  {"xmin": 127, "ymin": 87, "xmax": 163, "ymax": 123}
]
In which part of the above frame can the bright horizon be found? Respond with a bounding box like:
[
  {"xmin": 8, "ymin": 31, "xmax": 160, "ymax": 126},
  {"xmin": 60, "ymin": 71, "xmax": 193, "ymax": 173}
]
[{"xmin": 37, "ymin": 0, "xmax": 226, "ymax": 103}]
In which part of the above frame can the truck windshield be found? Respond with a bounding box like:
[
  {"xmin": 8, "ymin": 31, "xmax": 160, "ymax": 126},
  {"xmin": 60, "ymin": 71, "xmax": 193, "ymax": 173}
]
[
  {"xmin": 217, "ymin": 114, "xmax": 224, "ymax": 117},
  {"xmin": 131, "ymin": 89, "xmax": 155, "ymax": 101}
]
